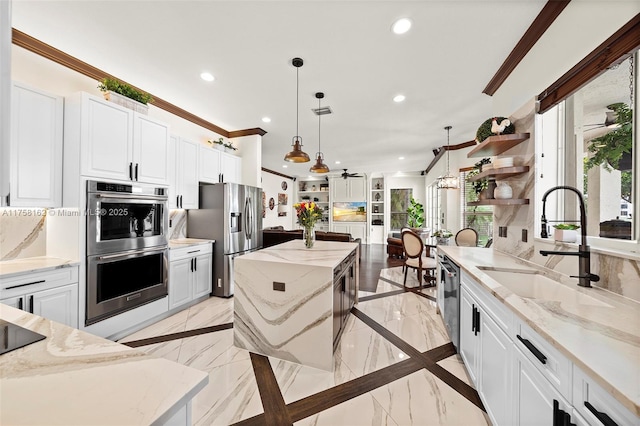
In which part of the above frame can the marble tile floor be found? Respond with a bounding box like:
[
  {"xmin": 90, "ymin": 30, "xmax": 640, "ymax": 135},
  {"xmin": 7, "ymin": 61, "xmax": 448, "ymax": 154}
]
[{"xmin": 119, "ymin": 267, "xmax": 489, "ymax": 425}]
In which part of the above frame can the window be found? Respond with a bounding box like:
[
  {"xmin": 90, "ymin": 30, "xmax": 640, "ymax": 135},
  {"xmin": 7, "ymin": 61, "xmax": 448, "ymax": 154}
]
[
  {"xmin": 426, "ymin": 182, "xmax": 441, "ymax": 233},
  {"xmin": 536, "ymin": 50, "xmax": 638, "ymax": 251},
  {"xmin": 390, "ymin": 188, "xmax": 411, "ymax": 230},
  {"xmin": 460, "ymin": 170, "xmax": 493, "ymax": 246}
]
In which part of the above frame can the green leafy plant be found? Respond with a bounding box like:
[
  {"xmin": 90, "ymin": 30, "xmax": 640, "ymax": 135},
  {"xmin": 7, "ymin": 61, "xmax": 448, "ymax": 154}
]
[
  {"xmin": 97, "ymin": 78, "xmax": 153, "ymax": 105},
  {"xmin": 406, "ymin": 196, "xmax": 424, "ymax": 228},
  {"xmin": 553, "ymin": 223, "xmax": 580, "ymax": 230},
  {"xmin": 433, "ymin": 229, "xmax": 453, "ymax": 238},
  {"xmin": 466, "ymin": 158, "xmax": 492, "ymax": 196},
  {"xmin": 585, "ymin": 103, "xmax": 632, "ymax": 171},
  {"xmin": 207, "ymin": 137, "xmax": 238, "ymax": 151},
  {"xmin": 475, "ymin": 117, "xmax": 515, "ymax": 143}
]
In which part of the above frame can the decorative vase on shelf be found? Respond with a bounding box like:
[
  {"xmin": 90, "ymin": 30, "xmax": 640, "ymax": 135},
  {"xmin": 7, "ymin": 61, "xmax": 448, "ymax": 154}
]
[
  {"xmin": 485, "ymin": 180, "xmax": 497, "ymax": 199},
  {"xmin": 494, "ymin": 181, "xmax": 513, "ymax": 199},
  {"xmin": 375, "ymin": 192, "xmax": 381, "ymax": 201},
  {"xmin": 303, "ymin": 225, "xmax": 315, "ymax": 249}
]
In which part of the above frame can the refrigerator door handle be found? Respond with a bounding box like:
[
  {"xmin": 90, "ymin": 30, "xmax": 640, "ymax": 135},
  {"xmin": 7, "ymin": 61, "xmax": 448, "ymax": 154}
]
[{"xmin": 247, "ymin": 197, "xmax": 253, "ymax": 239}]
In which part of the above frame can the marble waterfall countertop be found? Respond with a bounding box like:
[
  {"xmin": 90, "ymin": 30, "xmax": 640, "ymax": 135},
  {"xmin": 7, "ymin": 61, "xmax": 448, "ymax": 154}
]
[
  {"xmin": 438, "ymin": 246, "xmax": 640, "ymax": 416},
  {"xmin": 0, "ymin": 256, "xmax": 79, "ymax": 279},
  {"xmin": 0, "ymin": 303, "xmax": 208, "ymax": 425},
  {"xmin": 169, "ymin": 238, "xmax": 215, "ymax": 249},
  {"xmin": 238, "ymin": 239, "xmax": 359, "ymax": 267}
]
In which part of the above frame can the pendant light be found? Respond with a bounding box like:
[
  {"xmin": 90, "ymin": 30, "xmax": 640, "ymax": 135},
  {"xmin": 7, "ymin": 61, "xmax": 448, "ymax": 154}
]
[
  {"xmin": 284, "ymin": 57, "xmax": 310, "ymax": 163},
  {"xmin": 310, "ymin": 92, "xmax": 330, "ymax": 173},
  {"xmin": 437, "ymin": 125, "xmax": 459, "ymax": 189}
]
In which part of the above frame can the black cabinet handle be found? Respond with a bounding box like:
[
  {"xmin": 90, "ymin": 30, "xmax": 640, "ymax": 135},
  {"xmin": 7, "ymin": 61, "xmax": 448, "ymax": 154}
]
[
  {"xmin": 517, "ymin": 334, "xmax": 547, "ymax": 364},
  {"xmin": 553, "ymin": 400, "xmax": 576, "ymax": 426},
  {"xmin": 179, "ymin": 195, "xmax": 183, "ymax": 208},
  {"xmin": 6, "ymin": 279, "xmax": 46, "ymax": 290},
  {"xmin": 341, "ymin": 276, "xmax": 346, "ymax": 293},
  {"xmin": 18, "ymin": 297, "xmax": 23, "ymax": 311},
  {"xmin": 585, "ymin": 401, "xmax": 618, "ymax": 426},
  {"xmin": 177, "ymin": 195, "xmax": 180, "ymax": 207},
  {"xmin": 134, "ymin": 163, "xmax": 139, "ymax": 181},
  {"xmin": 190, "ymin": 258, "xmax": 194, "ymax": 272},
  {"xmin": 29, "ymin": 295, "xmax": 34, "ymax": 313},
  {"xmin": 194, "ymin": 257, "xmax": 197, "ymax": 271},
  {"xmin": 129, "ymin": 162, "xmax": 133, "ymax": 180},
  {"xmin": 474, "ymin": 306, "xmax": 480, "ymax": 336},
  {"xmin": 471, "ymin": 304, "xmax": 476, "ymax": 333}
]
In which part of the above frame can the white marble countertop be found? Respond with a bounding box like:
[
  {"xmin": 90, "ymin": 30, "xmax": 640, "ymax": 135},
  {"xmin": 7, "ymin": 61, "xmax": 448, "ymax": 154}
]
[
  {"xmin": 169, "ymin": 238, "xmax": 215, "ymax": 249},
  {"xmin": 240, "ymin": 239, "xmax": 359, "ymax": 268},
  {"xmin": 438, "ymin": 246, "xmax": 640, "ymax": 416},
  {"xmin": 0, "ymin": 256, "xmax": 80, "ymax": 279},
  {"xmin": 0, "ymin": 303, "xmax": 208, "ymax": 425}
]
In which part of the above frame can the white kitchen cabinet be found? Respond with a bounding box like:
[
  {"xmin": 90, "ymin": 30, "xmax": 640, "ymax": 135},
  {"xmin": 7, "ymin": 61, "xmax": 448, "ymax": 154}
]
[
  {"xmin": 170, "ymin": 137, "xmax": 199, "ymax": 209},
  {"xmin": 66, "ymin": 92, "xmax": 169, "ymax": 184},
  {"xmin": 459, "ymin": 286, "xmax": 480, "ymax": 384},
  {"xmin": 331, "ymin": 177, "xmax": 366, "ymax": 201},
  {"xmin": 199, "ymin": 145, "xmax": 242, "ymax": 184},
  {"xmin": 168, "ymin": 244, "xmax": 212, "ymax": 310},
  {"xmin": 512, "ymin": 346, "xmax": 573, "ymax": 426},
  {"xmin": 9, "ymin": 82, "xmax": 63, "ymax": 207},
  {"xmin": 0, "ymin": 266, "xmax": 79, "ymax": 328},
  {"xmin": 332, "ymin": 224, "xmax": 365, "ymax": 241}
]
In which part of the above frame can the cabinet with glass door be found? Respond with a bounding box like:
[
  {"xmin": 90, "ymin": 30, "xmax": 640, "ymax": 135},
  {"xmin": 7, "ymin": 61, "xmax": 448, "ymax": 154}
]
[
  {"xmin": 370, "ymin": 177, "xmax": 385, "ymax": 244},
  {"xmin": 297, "ymin": 178, "xmax": 330, "ymax": 231}
]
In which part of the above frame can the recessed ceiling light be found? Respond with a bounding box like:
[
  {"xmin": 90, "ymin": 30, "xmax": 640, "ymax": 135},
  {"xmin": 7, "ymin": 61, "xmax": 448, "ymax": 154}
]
[
  {"xmin": 392, "ymin": 18, "xmax": 412, "ymax": 35},
  {"xmin": 262, "ymin": 117, "xmax": 271, "ymax": 123},
  {"xmin": 398, "ymin": 156, "xmax": 405, "ymax": 160},
  {"xmin": 200, "ymin": 72, "xmax": 215, "ymax": 82},
  {"xmin": 393, "ymin": 94, "xmax": 406, "ymax": 103},
  {"xmin": 282, "ymin": 165, "xmax": 288, "ymax": 168},
  {"xmin": 335, "ymin": 161, "xmax": 341, "ymax": 164}
]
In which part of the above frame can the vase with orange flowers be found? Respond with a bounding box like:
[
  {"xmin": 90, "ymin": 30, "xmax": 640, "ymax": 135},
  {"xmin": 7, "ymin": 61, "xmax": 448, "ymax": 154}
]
[{"xmin": 294, "ymin": 201, "xmax": 323, "ymax": 248}]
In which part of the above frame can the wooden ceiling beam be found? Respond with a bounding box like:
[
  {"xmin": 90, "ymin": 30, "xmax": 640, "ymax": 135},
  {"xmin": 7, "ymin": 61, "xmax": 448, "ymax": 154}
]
[{"xmin": 424, "ymin": 140, "xmax": 476, "ymax": 175}]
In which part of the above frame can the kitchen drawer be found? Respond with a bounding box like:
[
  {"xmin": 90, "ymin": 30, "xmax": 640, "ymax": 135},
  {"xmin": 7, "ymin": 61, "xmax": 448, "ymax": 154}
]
[
  {"xmin": 461, "ymin": 270, "xmax": 513, "ymax": 334},
  {"xmin": 572, "ymin": 365, "xmax": 638, "ymax": 426},
  {"xmin": 0, "ymin": 266, "xmax": 79, "ymax": 296},
  {"xmin": 513, "ymin": 318, "xmax": 572, "ymax": 400},
  {"xmin": 169, "ymin": 243, "xmax": 212, "ymax": 261}
]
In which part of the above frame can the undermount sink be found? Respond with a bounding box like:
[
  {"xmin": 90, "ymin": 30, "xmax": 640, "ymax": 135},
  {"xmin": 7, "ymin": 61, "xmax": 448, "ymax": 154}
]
[{"xmin": 477, "ymin": 267, "xmax": 612, "ymax": 308}]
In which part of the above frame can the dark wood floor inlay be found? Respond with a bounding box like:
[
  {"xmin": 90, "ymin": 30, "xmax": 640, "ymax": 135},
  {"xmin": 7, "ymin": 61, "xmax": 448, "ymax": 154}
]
[
  {"xmin": 358, "ymin": 289, "xmax": 406, "ymax": 302},
  {"xmin": 351, "ymin": 307, "xmax": 485, "ymax": 412},
  {"xmin": 232, "ymin": 342, "xmax": 456, "ymax": 426},
  {"xmin": 249, "ymin": 352, "xmax": 293, "ymax": 426},
  {"xmin": 121, "ymin": 322, "xmax": 233, "ymax": 348}
]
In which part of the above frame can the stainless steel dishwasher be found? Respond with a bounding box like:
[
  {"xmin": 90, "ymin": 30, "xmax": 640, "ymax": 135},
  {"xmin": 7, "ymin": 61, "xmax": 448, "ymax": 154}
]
[{"xmin": 438, "ymin": 253, "xmax": 461, "ymax": 350}]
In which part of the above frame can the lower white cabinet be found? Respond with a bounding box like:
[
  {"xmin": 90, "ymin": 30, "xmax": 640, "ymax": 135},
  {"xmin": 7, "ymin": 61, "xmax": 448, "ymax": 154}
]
[
  {"xmin": 168, "ymin": 244, "xmax": 212, "ymax": 310},
  {"xmin": 0, "ymin": 266, "xmax": 79, "ymax": 328}
]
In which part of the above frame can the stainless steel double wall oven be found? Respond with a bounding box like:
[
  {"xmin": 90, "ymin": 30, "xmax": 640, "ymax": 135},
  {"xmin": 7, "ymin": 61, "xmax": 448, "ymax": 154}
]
[{"xmin": 86, "ymin": 180, "xmax": 169, "ymax": 325}]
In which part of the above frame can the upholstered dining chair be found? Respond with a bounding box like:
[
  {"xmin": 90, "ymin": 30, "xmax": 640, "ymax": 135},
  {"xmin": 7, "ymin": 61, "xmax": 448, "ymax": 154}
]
[
  {"xmin": 455, "ymin": 228, "xmax": 479, "ymax": 247},
  {"xmin": 401, "ymin": 229, "xmax": 437, "ymax": 289}
]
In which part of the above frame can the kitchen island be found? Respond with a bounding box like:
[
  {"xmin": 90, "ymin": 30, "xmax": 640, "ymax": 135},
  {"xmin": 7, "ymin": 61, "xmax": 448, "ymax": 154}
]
[
  {"xmin": 233, "ymin": 240, "xmax": 359, "ymax": 371},
  {"xmin": 0, "ymin": 303, "xmax": 208, "ymax": 425}
]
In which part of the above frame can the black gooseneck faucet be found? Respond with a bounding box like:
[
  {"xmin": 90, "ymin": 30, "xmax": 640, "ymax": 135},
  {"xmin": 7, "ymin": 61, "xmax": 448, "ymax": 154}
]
[{"xmin": 539, "ymin": 185, "xmax": 600, "ymax": 288}]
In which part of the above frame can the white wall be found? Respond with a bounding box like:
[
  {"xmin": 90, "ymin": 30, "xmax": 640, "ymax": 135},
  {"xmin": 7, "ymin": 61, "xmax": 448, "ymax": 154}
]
[
  {"xmin": 492, "ymin": 1, "xmax": 640, "ymax": 115},
  {"xmin": 261, "ymin": 170, "xmax": 294, "ymax": 229}
]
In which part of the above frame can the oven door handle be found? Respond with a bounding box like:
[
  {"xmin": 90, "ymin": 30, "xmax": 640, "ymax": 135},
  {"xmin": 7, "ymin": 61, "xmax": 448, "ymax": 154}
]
[
  {"xmin": 94, "ymin": 193, "xmax": 168, "ymax": 201},
  {"xmin": 440, "ymin": 263, "xmax": 456, "ymax": 278},
  {"xmin": 97, "ymin": 248, "xmax": 166, "ymax": 260}
]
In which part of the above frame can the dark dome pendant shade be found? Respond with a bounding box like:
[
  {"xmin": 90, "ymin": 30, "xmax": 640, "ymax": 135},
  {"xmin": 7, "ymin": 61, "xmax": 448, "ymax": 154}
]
[
  {"xmin": 284, "ymin": 57, "xmax": 310, "ymax": 163},
  {"xmin": 310, "ymin": 92, "xmax": 330, "ymax": 173}
]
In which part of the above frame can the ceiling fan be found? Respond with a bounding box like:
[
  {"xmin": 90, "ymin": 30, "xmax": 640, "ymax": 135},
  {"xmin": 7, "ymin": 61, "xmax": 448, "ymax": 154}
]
[{"xmin": 340, "ymin": 169, "xmax": 363, "ymax": 179}]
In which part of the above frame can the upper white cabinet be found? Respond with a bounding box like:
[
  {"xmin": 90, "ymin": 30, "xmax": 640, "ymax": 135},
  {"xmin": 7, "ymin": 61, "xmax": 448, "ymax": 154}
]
[
  {"xmin": 169, "ymin": 137, "xmax": 199, "ymax": 209},
  {"xmin": 9, "ymin": 82, "xmax": 63, "ymax": 207},
  {"xmin": 199, "ymin": 145, "xmax": 242, "ymax": 184},
  {"xmin": 66, "ymin": 92, "xmax": 169, "ymax": 184},
  {"xmin": 331, "ymin": 177, "xmax": 366, "ymax": 201}
]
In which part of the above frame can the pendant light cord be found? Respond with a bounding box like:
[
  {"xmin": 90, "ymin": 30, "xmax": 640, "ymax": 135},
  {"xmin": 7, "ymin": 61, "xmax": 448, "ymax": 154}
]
[
  {"xmin": 296, "ymin": 66, "xmax": 299, "ymax": 138},
  {"xmin": 318, "ymin": 96, "xmax": 321, "ymax": 152}
]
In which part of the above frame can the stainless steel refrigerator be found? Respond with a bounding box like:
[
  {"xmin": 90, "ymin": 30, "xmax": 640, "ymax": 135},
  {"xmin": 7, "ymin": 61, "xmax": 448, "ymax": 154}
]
[{"xmin": 187, "ymin": 183, "xmax": 263, "ymax": 297}]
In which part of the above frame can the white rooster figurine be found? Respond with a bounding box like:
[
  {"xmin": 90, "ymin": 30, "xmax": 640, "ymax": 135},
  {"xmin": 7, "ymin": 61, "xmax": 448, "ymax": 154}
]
[{"xmin": 491, "ymin": 117, "xmax": 511, "ymax": 135}]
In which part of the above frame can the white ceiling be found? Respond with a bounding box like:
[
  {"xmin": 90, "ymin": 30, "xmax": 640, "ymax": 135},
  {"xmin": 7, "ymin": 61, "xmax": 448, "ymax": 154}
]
[{"xmin": 11, "ymin": 0, "xmax": 548, "ymax": 177}]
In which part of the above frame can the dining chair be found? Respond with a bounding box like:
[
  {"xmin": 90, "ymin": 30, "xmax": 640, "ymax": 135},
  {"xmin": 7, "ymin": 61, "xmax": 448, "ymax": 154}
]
[
  {"xmin": 455, "ymin": 228, "xmax": 479, "ymax": 247},
  {"xmin": 401, "ymin": 229, "xmax": 437, "ymax": 289}
]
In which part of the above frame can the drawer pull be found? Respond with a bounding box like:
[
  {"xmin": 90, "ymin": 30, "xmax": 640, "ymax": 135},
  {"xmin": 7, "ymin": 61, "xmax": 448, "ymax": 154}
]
[
  {"xmin": 29, "ymin": 295, "xmax": 34, "ymax": 313},
  {"xmin": 517, "ymin": 334, "xmax": 547, "ymax": 364},
  {"xmin": 584, "ymin": 401, "xmax": 617, "ymax": 426},
  {"xmin": 6, "ymin": 280, "xmax": 46, "ymax": 290},
  {"xmin": 187, "ymin": 249, "xmax": 201, "ymax": 254},
  {"xmin": 553, "ymin": 400, "xmax": 576, "ymax": 426},
  {"xmin": 18, "ymin": 298, "xmax": 23, "ymax": 310}
]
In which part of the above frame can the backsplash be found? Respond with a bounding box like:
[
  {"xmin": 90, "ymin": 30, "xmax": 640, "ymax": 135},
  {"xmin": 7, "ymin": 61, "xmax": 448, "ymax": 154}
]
[
  {"xmin": 169, "ymin": 210, "xmax": 187, "ymax": 239},
  {"xmin": 0, "ymin": 211, "xmax": 47, "ymax": 260},
  {"xmin": 493, "ymin": 100, "xmax": 640, "ymax": 302}
]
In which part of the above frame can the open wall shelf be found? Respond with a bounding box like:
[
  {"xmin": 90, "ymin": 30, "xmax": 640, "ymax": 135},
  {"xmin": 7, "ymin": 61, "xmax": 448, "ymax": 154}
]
[
  {"xmin": 468, "ymin": 166, "xmax": 530, "ymax": 181},
  {"xmin": 467, "ymin": 133, "xmax": 530, "ymax": 158},
  {"xmin": 468, "ymin": 199, "xmax": 530, "ymax": 206}
]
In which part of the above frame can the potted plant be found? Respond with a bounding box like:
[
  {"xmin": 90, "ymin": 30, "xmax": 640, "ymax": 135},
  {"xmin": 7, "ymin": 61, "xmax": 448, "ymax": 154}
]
[
  {"xmin": 553, "ymin": 223, "xmax": 580, "ymax": 243},
  {"xmin": 406, "ymin": 196, "xmax": 424, "ymax": 231},
  {"xmin": 585, "ymin": 103, "xmax": 632, "ymax": 171},
  {"xmin": 466, "ymin": 158, "xmax": 493, "ymax": 200},
  {"xmin": 97, "ymin": 78, "xmax": 153, "ymax": 113},
  {"xmin": 475, "ymin": 117, "xmax": 515, "ymax": 143},
  {"xmin": 207, "ymin": 137, "xmax": 238, "ymax": 152},
  {"xmin": 433, "ymin": 229, "xmax": 453, "ymax": 245}
]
